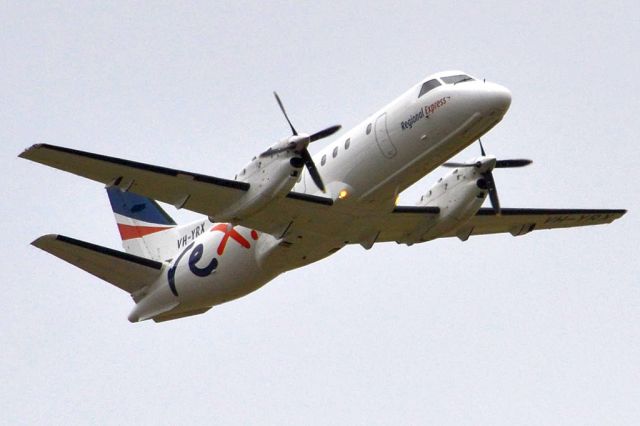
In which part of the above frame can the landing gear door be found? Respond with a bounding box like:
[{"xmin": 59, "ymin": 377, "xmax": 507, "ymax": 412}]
[{"xmin": 375, "ymin": 113, "xmax": 397, "ymax": 159}]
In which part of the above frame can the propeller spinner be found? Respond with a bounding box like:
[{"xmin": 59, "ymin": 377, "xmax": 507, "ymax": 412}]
[{"xmin": 260, "ymin": 92, "xmax": 341, "ymax": 193}]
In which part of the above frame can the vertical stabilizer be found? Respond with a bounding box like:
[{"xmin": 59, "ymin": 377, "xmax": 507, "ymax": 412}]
[{"xmin": 106, "ymin": 187, "xmax": 178, "ymax": 261}]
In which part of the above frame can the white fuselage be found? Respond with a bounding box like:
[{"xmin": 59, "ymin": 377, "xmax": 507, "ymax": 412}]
[
  {"xmin": 295, "ymin": 73, "xmax": 510, "ymax": 203},
  {"xmin": 133, "ymin": 71, "xmax": 512, "ymax": 322}
]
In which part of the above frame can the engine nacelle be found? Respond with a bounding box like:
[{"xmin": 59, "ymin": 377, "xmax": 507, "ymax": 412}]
[
  {"xmin": 216, "ymin": 149, "xmax": 304, "ymax": 222},
  {"xmin": 414, "ymin": 163, "xmax": 489, "ymax": 241}
]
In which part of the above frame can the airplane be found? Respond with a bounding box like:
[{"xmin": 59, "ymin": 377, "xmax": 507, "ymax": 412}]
[{"xmin": 19, "ymin": 70, "xmax": 626, "ymax": 323}]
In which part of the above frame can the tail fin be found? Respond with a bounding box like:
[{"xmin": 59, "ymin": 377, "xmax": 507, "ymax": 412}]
[{"xmin": 106, "ymin": 187, "xmax": 178, "ymax": 262}]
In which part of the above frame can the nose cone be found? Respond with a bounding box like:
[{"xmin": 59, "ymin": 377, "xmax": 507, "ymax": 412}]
[{"xmin": 486, "ymin": 83, "xmax": 512, "ymax": 114}]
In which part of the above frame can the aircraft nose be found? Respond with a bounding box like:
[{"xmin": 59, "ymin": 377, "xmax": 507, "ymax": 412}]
[{"xmin": 485, "ymin": 83, "xmax": 512, "ymax": 114}]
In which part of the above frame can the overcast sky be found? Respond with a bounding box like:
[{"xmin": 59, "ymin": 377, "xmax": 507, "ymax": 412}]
[{"xmin": 2, "ymin": 1, "xmax": 639, "ymax": 424}]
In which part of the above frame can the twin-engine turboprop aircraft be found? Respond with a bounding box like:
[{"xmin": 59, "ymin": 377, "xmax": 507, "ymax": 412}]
[{"xmin": 20, "ymin": 71, "xmax": 626, "ymax": 322}]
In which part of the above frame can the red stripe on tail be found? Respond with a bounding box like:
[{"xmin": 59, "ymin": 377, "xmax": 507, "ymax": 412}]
[{"xmin": 117, "ymin": 224, "xmax": 172, "ymax": 240}]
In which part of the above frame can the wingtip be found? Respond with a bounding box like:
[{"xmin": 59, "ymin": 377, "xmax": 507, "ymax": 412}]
[
  {"xmin": 608, "ymin": 209, "xmax": 628, "ymax": 217},
  {"xmin": 31, "ymin": 234, "xmax": 60, "ymax": 249},
  {"xmin": 18, "ymin": 143, "xmax": 45, "ymax": 159}
]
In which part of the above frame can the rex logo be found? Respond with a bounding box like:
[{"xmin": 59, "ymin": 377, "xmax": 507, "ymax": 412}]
[{"xmin": 167, "ymin": 225, "xmax": 259, "ymax": 296}]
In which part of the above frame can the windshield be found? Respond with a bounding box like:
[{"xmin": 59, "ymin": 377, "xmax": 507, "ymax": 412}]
[
  {"xmin": 418, "ymin": 79, "xmax": 441, "ymax": 97},
  {"xmin": 441, "ymin": 74, "xmax": 474, "ymax": 85}
]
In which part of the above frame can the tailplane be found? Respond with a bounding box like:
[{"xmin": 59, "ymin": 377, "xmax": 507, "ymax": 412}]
[
  {"xmin": 106, "ymin": 187, "xmax": 178, "ymax": 262},
  {"xmin": 32, "ymin": 234, "xmax": 163, "ymax": 296}
]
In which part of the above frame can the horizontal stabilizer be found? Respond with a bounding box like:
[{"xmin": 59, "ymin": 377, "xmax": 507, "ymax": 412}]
[{"xmin": 32, "ymin": 234, "xmax": 164, "ymax": 294}]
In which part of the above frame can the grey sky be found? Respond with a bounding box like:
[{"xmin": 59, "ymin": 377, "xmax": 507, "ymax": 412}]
[{"xmin": 2, "ymin": 1, "xmax": 639, "ymax": 424}]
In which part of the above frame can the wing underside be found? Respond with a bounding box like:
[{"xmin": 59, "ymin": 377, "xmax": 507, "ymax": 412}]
[
  {"xmin": 447, "ymin": 208, "xmax": 627, "ymax": 240},
  {"xmin": 20, "ymin": 144, "xmax": 626, "ymax": 247},
  {"xmin": 19, "ymin": 144, "xmax": 335, "ymax": 238},
  {"xmin": 19, "ymin": 143, "xmax": 250, "ymax": 214},
  {"xmin": 374, "ymin": 207, "xmax": 626, "ymax": 244}
]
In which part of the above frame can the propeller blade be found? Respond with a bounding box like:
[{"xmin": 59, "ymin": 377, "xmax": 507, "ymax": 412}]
[
  {"xmin": 259, "ymin": 145, "xmax": 292, "ymax": 158},
  {"xmin": 483, "ymin": 171, "xmax": 501, "ymax": 214},
  {"xmin": 442, "ymin": 162, "xmax": 481, "ymax": 168},
  {"xmin": 495, "ymin": 159, "xmax": 532, "ymax": 168},
  {"xmin": 301, "ymin": 148, "xmax": 325, "ymax": 192},
  {"xmin": 309, "ymin": 125, "xmax": 342, "ymax": 142},
  {"xmin": 479, "ymin": 139, "xmax": 486, "ymax": 156},
  {"xmin": 489, "ymin": 188, "xmax": 501, "ymax": 214},
  {"xmin": 274, "ymin": 91, "xmax": 297, "ymax": 136}
]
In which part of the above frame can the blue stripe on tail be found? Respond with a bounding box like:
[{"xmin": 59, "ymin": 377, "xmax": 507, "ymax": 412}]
[{"xmin": 106, "ymin": 187, "xmax": 176, "ymax": 225}]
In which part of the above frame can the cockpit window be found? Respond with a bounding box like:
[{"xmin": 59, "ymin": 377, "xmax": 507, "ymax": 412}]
[
  {"xmin": 418, "ymin": 79, "xmax": 441, "ymax": 97},
  {"xmin": 441, "ymin": 74, "xmax": 474, "ymax": 85}
]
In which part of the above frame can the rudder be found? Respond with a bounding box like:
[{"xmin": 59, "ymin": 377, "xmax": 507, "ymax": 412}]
[{"xmin": 106, "ymin": 186, "xmax": 177, "ymax": 261}]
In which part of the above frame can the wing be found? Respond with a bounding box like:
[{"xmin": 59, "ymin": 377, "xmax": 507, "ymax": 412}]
[
  {"xmin": 20, "ymin": 145, "xmax": 626, "ymax": 246},
  {"xmin": 20, "ymin": 143, "xmax": 250, "ymax": 213},
  {"xmin": 372, "ymin": 207, "xmax": 625, "ymax": 244},
  {"xmin": 370, "ymin": 206, "xmax": 441, "ymax": 247},
  {"xmin": 32, "ymin": 234, "xmax": 164, "ymax": 294},
  {"xmin": 447, "ymin": 208, "xmax": 627, "ymax": 240},
  {"xmin": 19, "ymin": 144, "xmax": 335, "ymax": 237}
]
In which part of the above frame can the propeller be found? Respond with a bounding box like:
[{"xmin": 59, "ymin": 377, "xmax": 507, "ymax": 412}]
[
  {"xmin": 442, "ymin": 139, "xmax": 532, "ymax": 214},
  {"xmin": 260, "ymin": 92, "xmax": 341, "ymax": 193}
]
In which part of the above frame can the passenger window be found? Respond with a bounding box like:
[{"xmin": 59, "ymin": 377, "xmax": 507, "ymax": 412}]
[
  {"xmin": 344, "ymin": 138, "xmax": 351, "ymax": 149},
  {"xmin": 332, "ymin": 147, "xmax": 338, "ymax": 158},
  {"xmin": 366, "ymin": 123, "xmax": 372, "ymax": 134},
  {"xmin": 418, "ymin": 79, "xmax": 441, "ymax": 97},
  {"xmin": 321, "ymin": 155, "xmax": 326, "ymax": 166}
]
